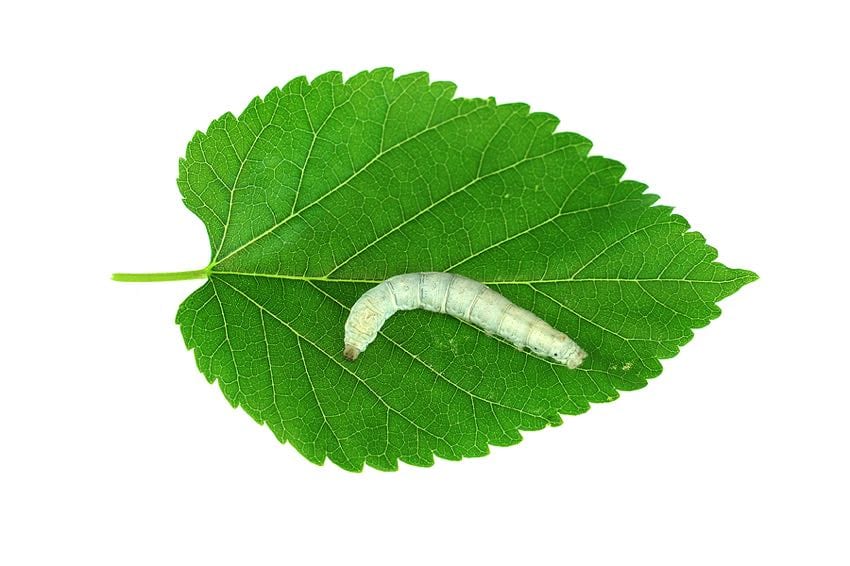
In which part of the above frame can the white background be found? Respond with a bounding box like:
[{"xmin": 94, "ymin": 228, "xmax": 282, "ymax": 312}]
[{"xmin": 1, "ymin": 1, "xmax": 847, "ymax": 564}]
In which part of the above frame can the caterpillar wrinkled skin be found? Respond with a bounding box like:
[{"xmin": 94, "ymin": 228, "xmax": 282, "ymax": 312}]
[{"xmin": 343, "ymin": 273, "xmax": 587, "ymax": 369}]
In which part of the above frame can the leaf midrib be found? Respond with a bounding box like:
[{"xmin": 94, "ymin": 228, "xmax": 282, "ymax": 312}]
[{"xmin": 209, "ymin": 272, "xmax": 744, "ymax": 285}]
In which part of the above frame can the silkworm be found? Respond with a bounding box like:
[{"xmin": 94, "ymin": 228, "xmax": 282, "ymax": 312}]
[{"xmin": 343, "ymin": 273, "xmax": 587, "ymax": 368}]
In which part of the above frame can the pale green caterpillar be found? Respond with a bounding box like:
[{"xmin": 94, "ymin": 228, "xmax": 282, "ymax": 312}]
[{"xmin": 344, "ymin": 273, "xmax": 587, "ymax": 368}]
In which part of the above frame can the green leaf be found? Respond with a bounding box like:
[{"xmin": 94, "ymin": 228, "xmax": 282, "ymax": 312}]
[{"xmin": 117, "ymin": 68, "xmax": 756, "ymax": 471}]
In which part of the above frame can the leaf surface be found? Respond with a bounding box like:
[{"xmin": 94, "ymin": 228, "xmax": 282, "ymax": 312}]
[{"xmin": 174, "ymin": 69, "xmax": 755, "ymax": 471}]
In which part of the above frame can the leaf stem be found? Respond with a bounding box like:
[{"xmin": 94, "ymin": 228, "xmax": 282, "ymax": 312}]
[{"xmin": 112, "ymin": 267, "xmax": 210, "ymax": 283}]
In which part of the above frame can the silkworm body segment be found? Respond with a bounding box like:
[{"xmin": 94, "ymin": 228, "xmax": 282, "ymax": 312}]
[{"xmin": 343, "ymin": 273, "xmax": 587, "ymax": 368}]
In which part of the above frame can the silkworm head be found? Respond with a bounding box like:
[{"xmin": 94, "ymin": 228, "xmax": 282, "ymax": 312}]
[{"xmin": 343, "ymin": 344, "xmax": 360, "ymax": 361}]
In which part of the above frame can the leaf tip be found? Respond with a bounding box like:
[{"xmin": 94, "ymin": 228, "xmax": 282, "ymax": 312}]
[{"xmin": 738, "ymin": 269, "xmax": 759, "ymax": 285}]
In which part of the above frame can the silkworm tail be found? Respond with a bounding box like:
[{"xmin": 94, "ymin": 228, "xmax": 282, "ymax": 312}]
[{"xmin": 567, "ymin": 348, "xmax": 588, "ymax": 369}]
